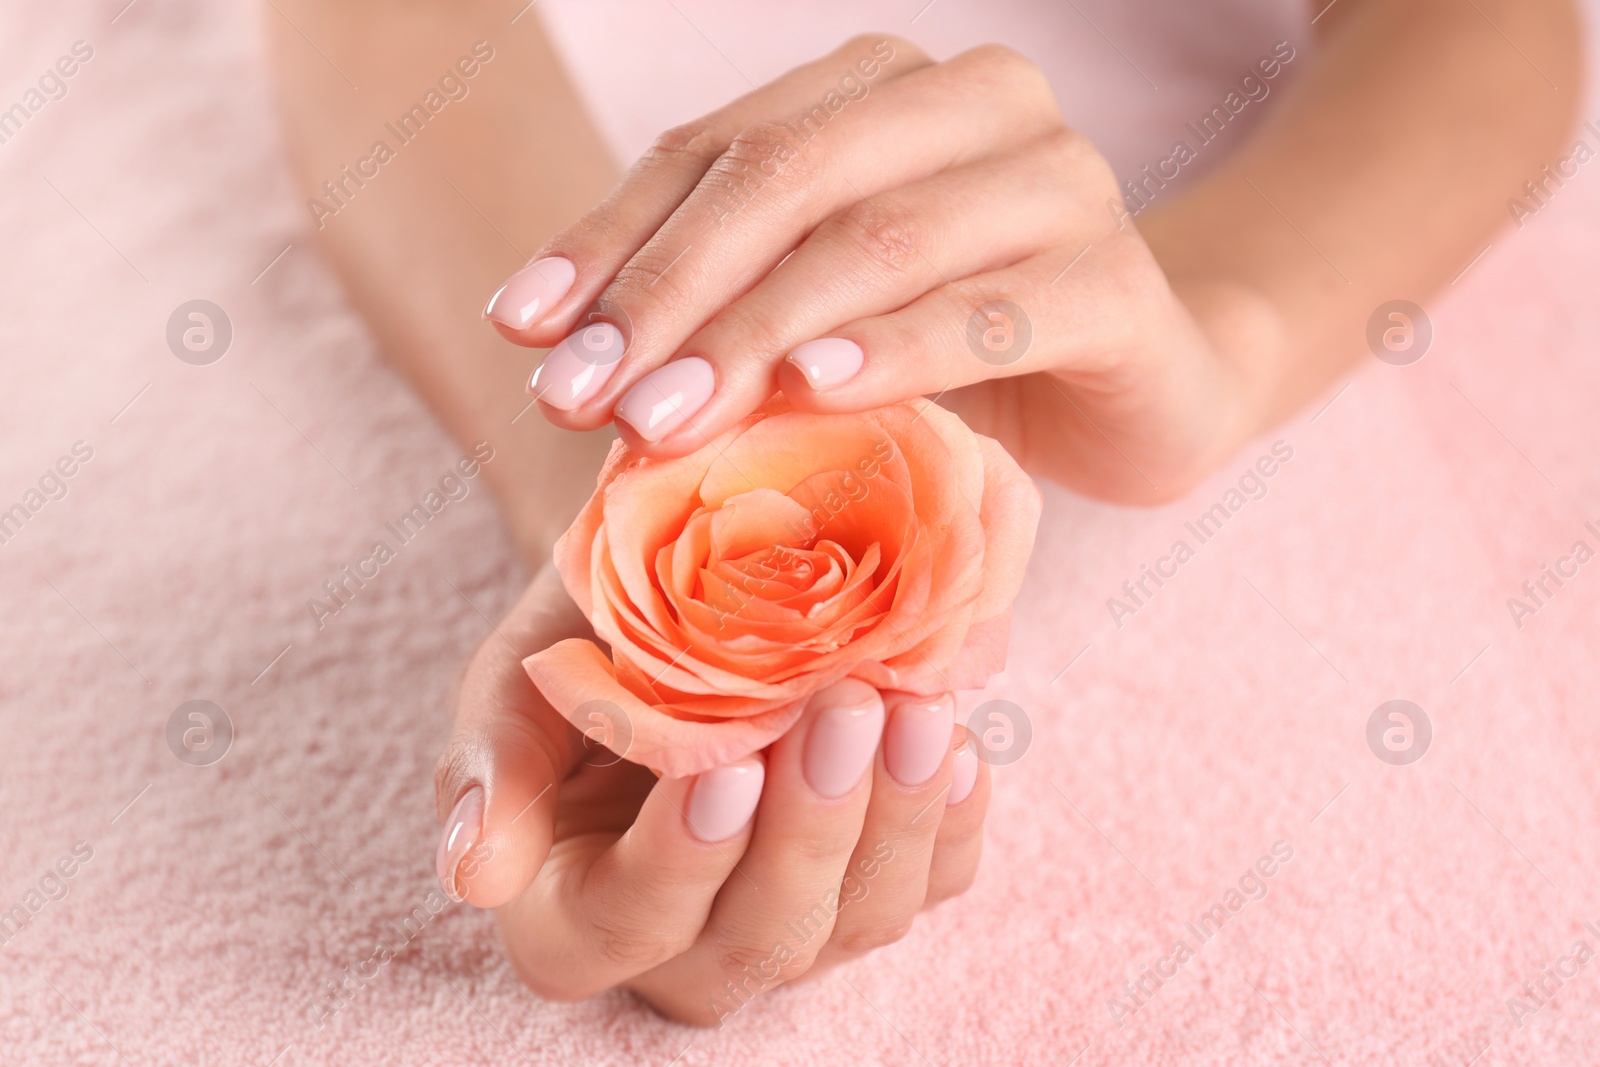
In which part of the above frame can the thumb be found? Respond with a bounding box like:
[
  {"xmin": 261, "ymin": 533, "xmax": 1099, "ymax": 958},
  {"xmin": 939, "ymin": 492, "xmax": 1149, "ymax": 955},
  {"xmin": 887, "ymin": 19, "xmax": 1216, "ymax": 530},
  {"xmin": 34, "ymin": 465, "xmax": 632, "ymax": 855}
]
[{"xmin": 433, "ymin": 568, "xmax": 585, "ymax": 909}]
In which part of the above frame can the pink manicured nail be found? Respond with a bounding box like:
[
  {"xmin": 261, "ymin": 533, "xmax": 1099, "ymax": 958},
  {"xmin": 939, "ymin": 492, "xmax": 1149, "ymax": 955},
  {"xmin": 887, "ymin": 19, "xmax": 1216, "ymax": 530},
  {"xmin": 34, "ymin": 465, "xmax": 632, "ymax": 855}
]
[
  {"xmin": 685, "ymin": 759, "xmax": 766, "ymax": 842},
  {"xmin": 802, "ymin": 680, "xmax": 886, "ymax": 799},
  {"xmin": 614, "ymin": 356, "xmax": 715, "ymax": 442},
  {"xmin": 787, "ymin": 338, "xmax": 863, "ymax": 389},
  {"xmin": 436, "ymin": 785, "xmax": 485, "ymax": 903},
  {"xmin": 948, "ymin": 738, "xmax": 978, "ymax": 805},
  {"xmin": 529, "ymin": 321, "xmax": 626, "ymax": 409},
  {"xmin": 484, "ymin": 256, "xmax": 576, "ymax": 330},
  {"xmin": 884, "ymin": 694, "xmax": 955, "ymax": 788}
]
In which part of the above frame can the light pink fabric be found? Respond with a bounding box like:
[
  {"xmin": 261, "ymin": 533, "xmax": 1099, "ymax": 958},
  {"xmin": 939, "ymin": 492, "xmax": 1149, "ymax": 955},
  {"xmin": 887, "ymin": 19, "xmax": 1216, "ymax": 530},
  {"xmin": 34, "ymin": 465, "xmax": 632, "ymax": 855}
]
[
  {"xmin": 540, "ymin": 0, "xmax": 1309, "ymax": 194},
  {"xmin": 3, "ymin": 2, "xmax": 1599, "ymax": 1064}
]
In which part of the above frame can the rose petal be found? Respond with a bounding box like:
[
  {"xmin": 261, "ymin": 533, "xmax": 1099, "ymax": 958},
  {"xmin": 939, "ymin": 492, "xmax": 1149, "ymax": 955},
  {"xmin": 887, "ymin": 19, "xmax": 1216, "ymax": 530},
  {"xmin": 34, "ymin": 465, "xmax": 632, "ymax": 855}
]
[
  {"xmin": 699, "ymin": 412, "xmax": 905, "ymax": 508},
  {"xmin": 525, "ymin": 639, "xmax": 807, "ymax": 777},
  {"xmin": 548, "ymin": 398, "xmax": 1041, "ymax": 777},
  {"xmin": 600, "ymin": 440, "xmax": 728, "ymax": 638},
  {"xmin": 551, "ymin": 439, "xmax": 632, "ymax": 615},
  {"xmin": 970, "ymin": 432, "xmax": 1043, "ymax": 622}
]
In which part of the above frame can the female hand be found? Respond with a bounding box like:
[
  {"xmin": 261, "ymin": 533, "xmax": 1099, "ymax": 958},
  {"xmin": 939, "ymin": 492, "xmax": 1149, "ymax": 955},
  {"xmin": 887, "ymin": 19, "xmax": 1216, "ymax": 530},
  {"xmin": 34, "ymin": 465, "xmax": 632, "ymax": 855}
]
[
  {"xmin": 483, "ymin": 34, "xmax": 1267, "ymax": 504},
  {"xmin": 433, "ymin": 564, "xmax": 990, "ymax": 1025}
]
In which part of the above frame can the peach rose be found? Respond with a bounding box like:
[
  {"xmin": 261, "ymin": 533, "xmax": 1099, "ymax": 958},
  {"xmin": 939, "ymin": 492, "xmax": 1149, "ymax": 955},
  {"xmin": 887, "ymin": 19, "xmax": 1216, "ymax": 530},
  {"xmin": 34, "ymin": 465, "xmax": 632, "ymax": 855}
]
[{"xmin": 524, "ymin": 399, "xmax": 1041, "ymax": 778}]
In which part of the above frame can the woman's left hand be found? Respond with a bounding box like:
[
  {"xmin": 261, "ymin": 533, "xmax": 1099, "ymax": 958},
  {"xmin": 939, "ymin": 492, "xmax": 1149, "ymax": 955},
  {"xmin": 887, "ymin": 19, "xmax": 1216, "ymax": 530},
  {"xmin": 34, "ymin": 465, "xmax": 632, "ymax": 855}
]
[{"xmin": 484, "ymin": 34, "xmax": 1266, "ymax": 504}]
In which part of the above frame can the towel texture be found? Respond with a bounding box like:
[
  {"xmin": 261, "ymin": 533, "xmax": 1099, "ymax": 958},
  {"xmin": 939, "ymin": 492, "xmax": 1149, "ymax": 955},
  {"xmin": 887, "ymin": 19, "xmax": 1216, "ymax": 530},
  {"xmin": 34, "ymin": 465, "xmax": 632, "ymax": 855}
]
[{"xmin": 3, "ymin": 2, "xmax": 1599, "ymax": 1064}]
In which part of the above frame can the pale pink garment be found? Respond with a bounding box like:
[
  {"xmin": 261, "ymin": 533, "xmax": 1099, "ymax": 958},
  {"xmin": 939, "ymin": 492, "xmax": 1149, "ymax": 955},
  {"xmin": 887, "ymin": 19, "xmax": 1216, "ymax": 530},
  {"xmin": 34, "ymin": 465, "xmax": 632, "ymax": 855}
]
[
  {"xmin": 3, "ymin": 1, "xmax": 1600, "ymax": 1065},
  {"xmin": 540, "ymin": 0, "xmax": 1310, "ymax": 199}
]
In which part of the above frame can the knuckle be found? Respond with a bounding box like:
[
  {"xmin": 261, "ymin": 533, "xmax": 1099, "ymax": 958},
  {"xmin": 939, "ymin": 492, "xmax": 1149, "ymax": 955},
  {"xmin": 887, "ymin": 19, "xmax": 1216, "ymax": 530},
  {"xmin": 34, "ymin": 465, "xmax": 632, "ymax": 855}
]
[
  {"xmin": 587, "ymin": 865, "xmax": 701, "ymax": 958},
  {"xmin": 585, "ymin": 905, "xmax": 686, "ymax": 971},
  {"xmin": 510, "ymin": 964, "xmax": 589, "ymax": 1003},
  {"xmin": 969, "ymin": 42, "xmax": 1040, "ymax": 83},
  {"xmin": 842, "ymin": 32, "xmax": 927, "ymax": 67},
  {"xmin": 719, "ymin": 121, "xmax": 817, "ymax": 192},
  {"xmin": 607, "ymin": 250, "xmax": 688, "ymax": 310},
  {"xmin": 1045, "ymin": 128, "xmax": 1118, "ymax": 197},
  {"xmin": 712, "ymin": 940, "xmax": 814, "ymax": 989},
  {"xmin": 431, "ymin": 744, "xmax": 472, "ymax": 819},
  {"xmin": 961, "ymin": 44, "xmax": 1056, "ymax": 110},
  {"xmin": 834, "ymin": 917, "xmax": 914, "ymax": 956},
  {"xmin": 829, "ymin": 199, "xmax": 929, "ymax": 275},
  {"xmin": 642, "ymin": 119, "xmax": 725, "ymax": 174},
  {"xmin": 788, "ymin": 830, "xmax": 857, "ymax": 870},
  {"xmin": 868, "ymin": 309, "xmax": 927, "ymax": 362},
  {"xmin": 634, "ymin": 992, "xmax": 723, "ymax": 1029},
  {"xmin": 706, "ymin": 301, "xmax": 786, "ymax": 357},
  {"xmin": 1040, "ymin": 127, "xmax": 1088, "ymax": 172}
]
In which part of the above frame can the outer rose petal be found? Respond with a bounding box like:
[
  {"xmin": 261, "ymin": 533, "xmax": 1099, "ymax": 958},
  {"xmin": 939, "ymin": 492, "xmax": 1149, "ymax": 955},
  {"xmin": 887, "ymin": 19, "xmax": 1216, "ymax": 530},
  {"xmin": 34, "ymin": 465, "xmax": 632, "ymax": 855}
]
[
  {"xmin": 933, "ymin": 610, "xmax": 1014, "ymax": 691},
  {"xmin": 550, "ymin": 440, "xmax": 631, "ymax": 616},
  {"xmin": 970, "ymin": 432, "xmax": 1043, "ymax": 622},
  {"xmin": 525, "ymin": 638, "xmax": 808, "ymax": 777},
  {"xmin": 697, "ymin": 411, "xmax": 897, "ymax": 507}
]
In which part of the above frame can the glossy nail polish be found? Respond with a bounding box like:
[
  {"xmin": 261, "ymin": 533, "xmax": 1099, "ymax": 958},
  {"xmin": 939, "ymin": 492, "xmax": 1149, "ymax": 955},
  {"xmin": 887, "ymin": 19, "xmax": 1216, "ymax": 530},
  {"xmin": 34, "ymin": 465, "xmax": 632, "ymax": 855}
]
[
  {"xmin": 685, "ymin": 759, "xmax": 766, "ymax": 842},
  {"xmin": 614, "ymin": 356, "xmax": 715, "ymax": 442},
  {"xmin": 884, "ymin": 694, "xmax": 955, "ymax": 788},
  {"xmin": 529, "ymin": 321, "xmax": 626, "ymax": 409},
  {"xmin": 802, "ymin": 681, "xmax": 886, "ymax": 799},
  {"xmin": 786, "ymin": 337, "xmax": 863, "ymax": 389},
  {"xmin": 484, "ymin": 256, "xmax": 577, "ymax": 330},
  {"xmin": 436, "ymin": 785, "xmax": 485, "ymax": 902},
  {"xmin": 948, "ymin": 738, "xmax": 978, "ymax": 805}
]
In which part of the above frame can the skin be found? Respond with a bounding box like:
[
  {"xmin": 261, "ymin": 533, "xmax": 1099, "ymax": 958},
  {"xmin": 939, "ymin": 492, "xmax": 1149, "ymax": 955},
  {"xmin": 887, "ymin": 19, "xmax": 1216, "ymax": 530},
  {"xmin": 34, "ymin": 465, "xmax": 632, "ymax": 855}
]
[{"xmin": 266, "ymin": 0, "xmax": 1580, "ymax": 1024}]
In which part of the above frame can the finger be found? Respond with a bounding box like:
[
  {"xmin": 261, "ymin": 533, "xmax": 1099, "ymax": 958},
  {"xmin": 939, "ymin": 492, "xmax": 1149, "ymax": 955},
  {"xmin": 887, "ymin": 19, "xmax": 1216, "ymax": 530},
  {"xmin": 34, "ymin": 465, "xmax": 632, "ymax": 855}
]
[
  {"xmin": 543, "ymin": 45, "xmax": 1063, "ymax": 436},
  {"xmin": 497, "ymin": 758, "xmax": 766, "ymax": 1001},
  {"xmin": 628, "ymin": 679, "xmax": 885, "ymax": 1025},
  {"xmin": 805, "ymin": 692, "xmax": 957, "ymax": 974},
  {"xmin": 776, "ymin": 233, "xmax": 1172, "ymax": 408},
  {"xmin": 626, "ymin": 135, "xmax": 1094, "ymax": 456},
  {"xmin": 925, "ymin": 729, "xmax": 991, "ymax": 906},
  {"xmin": 433, "ymin": 566, "xmax": 588, "ymax": 908},
  {"xmin": 484, "ymin": 34, "xmax": 933, "ymax": 345}
]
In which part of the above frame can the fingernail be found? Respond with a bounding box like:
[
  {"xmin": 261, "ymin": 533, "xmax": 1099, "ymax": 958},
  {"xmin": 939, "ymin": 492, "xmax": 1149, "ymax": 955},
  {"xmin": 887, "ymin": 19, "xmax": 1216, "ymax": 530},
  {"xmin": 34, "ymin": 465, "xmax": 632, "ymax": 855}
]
[
  {"xmin": 484, "ymin": 256, "xmax": 577, "ymax": 330},
  {"xmin": 802, "ymin": 680, "xmax": 885, "ymax": 799},
  {"xmin": 614, "ymin": 356, "xmax": 715, "ymax": 442},
  {"xmin": 529, "ymin": 321, "xmax": 626, "ymax": 409},
  {"xmin": 685, "ymin": 759, "xmax": 766, "ymax": 842},
  {"xmin": 948, "ymin": 738, "xmax": 978, "ymax": 805},
  {"xmin": 884, "ymin": 694, "xmax": 955, "ymax": 788},
  {"xmin": 786, "ymin": 338, "xmax": 863, "ymax": 390},
  {"xmin": 436, "ymin": 785, "xmax": 485, "ymax": 903}
]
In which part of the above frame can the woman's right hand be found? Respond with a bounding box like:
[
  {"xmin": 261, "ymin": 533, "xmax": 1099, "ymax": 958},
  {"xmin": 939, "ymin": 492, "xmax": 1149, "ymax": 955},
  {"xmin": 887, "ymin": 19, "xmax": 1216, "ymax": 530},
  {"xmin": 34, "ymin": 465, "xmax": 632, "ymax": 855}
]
[{"xmin": 433, "ymin": 563, "xmax": 990, "ymax": 1025}]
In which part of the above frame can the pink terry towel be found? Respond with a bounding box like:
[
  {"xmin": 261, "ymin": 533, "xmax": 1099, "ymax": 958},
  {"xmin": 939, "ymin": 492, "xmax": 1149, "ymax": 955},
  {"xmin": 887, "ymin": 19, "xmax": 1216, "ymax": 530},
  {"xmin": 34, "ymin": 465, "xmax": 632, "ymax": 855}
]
[{"xmin": 3, "ymin": 1, "xmax": 1600, "ymax": 1064}]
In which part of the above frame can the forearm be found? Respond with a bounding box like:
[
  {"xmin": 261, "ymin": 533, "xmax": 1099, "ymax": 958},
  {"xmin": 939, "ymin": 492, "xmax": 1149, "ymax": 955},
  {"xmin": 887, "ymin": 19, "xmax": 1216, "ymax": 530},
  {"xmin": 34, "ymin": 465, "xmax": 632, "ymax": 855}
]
[
  {"xmin": 1140, "ymin": 0, "xmax": 1583, "ymax": 436},
  {"xmin": 264, "ymin": 1, "xmax": 618, "ymax": 566}
]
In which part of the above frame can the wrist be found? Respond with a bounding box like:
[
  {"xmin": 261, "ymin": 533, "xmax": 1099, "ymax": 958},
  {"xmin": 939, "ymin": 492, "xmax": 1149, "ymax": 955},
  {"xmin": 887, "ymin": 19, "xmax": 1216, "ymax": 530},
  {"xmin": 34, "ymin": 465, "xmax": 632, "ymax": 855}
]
[{"xmin": 1163, "ymin": 274, "xmax": 1288, "ymax": 456}]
